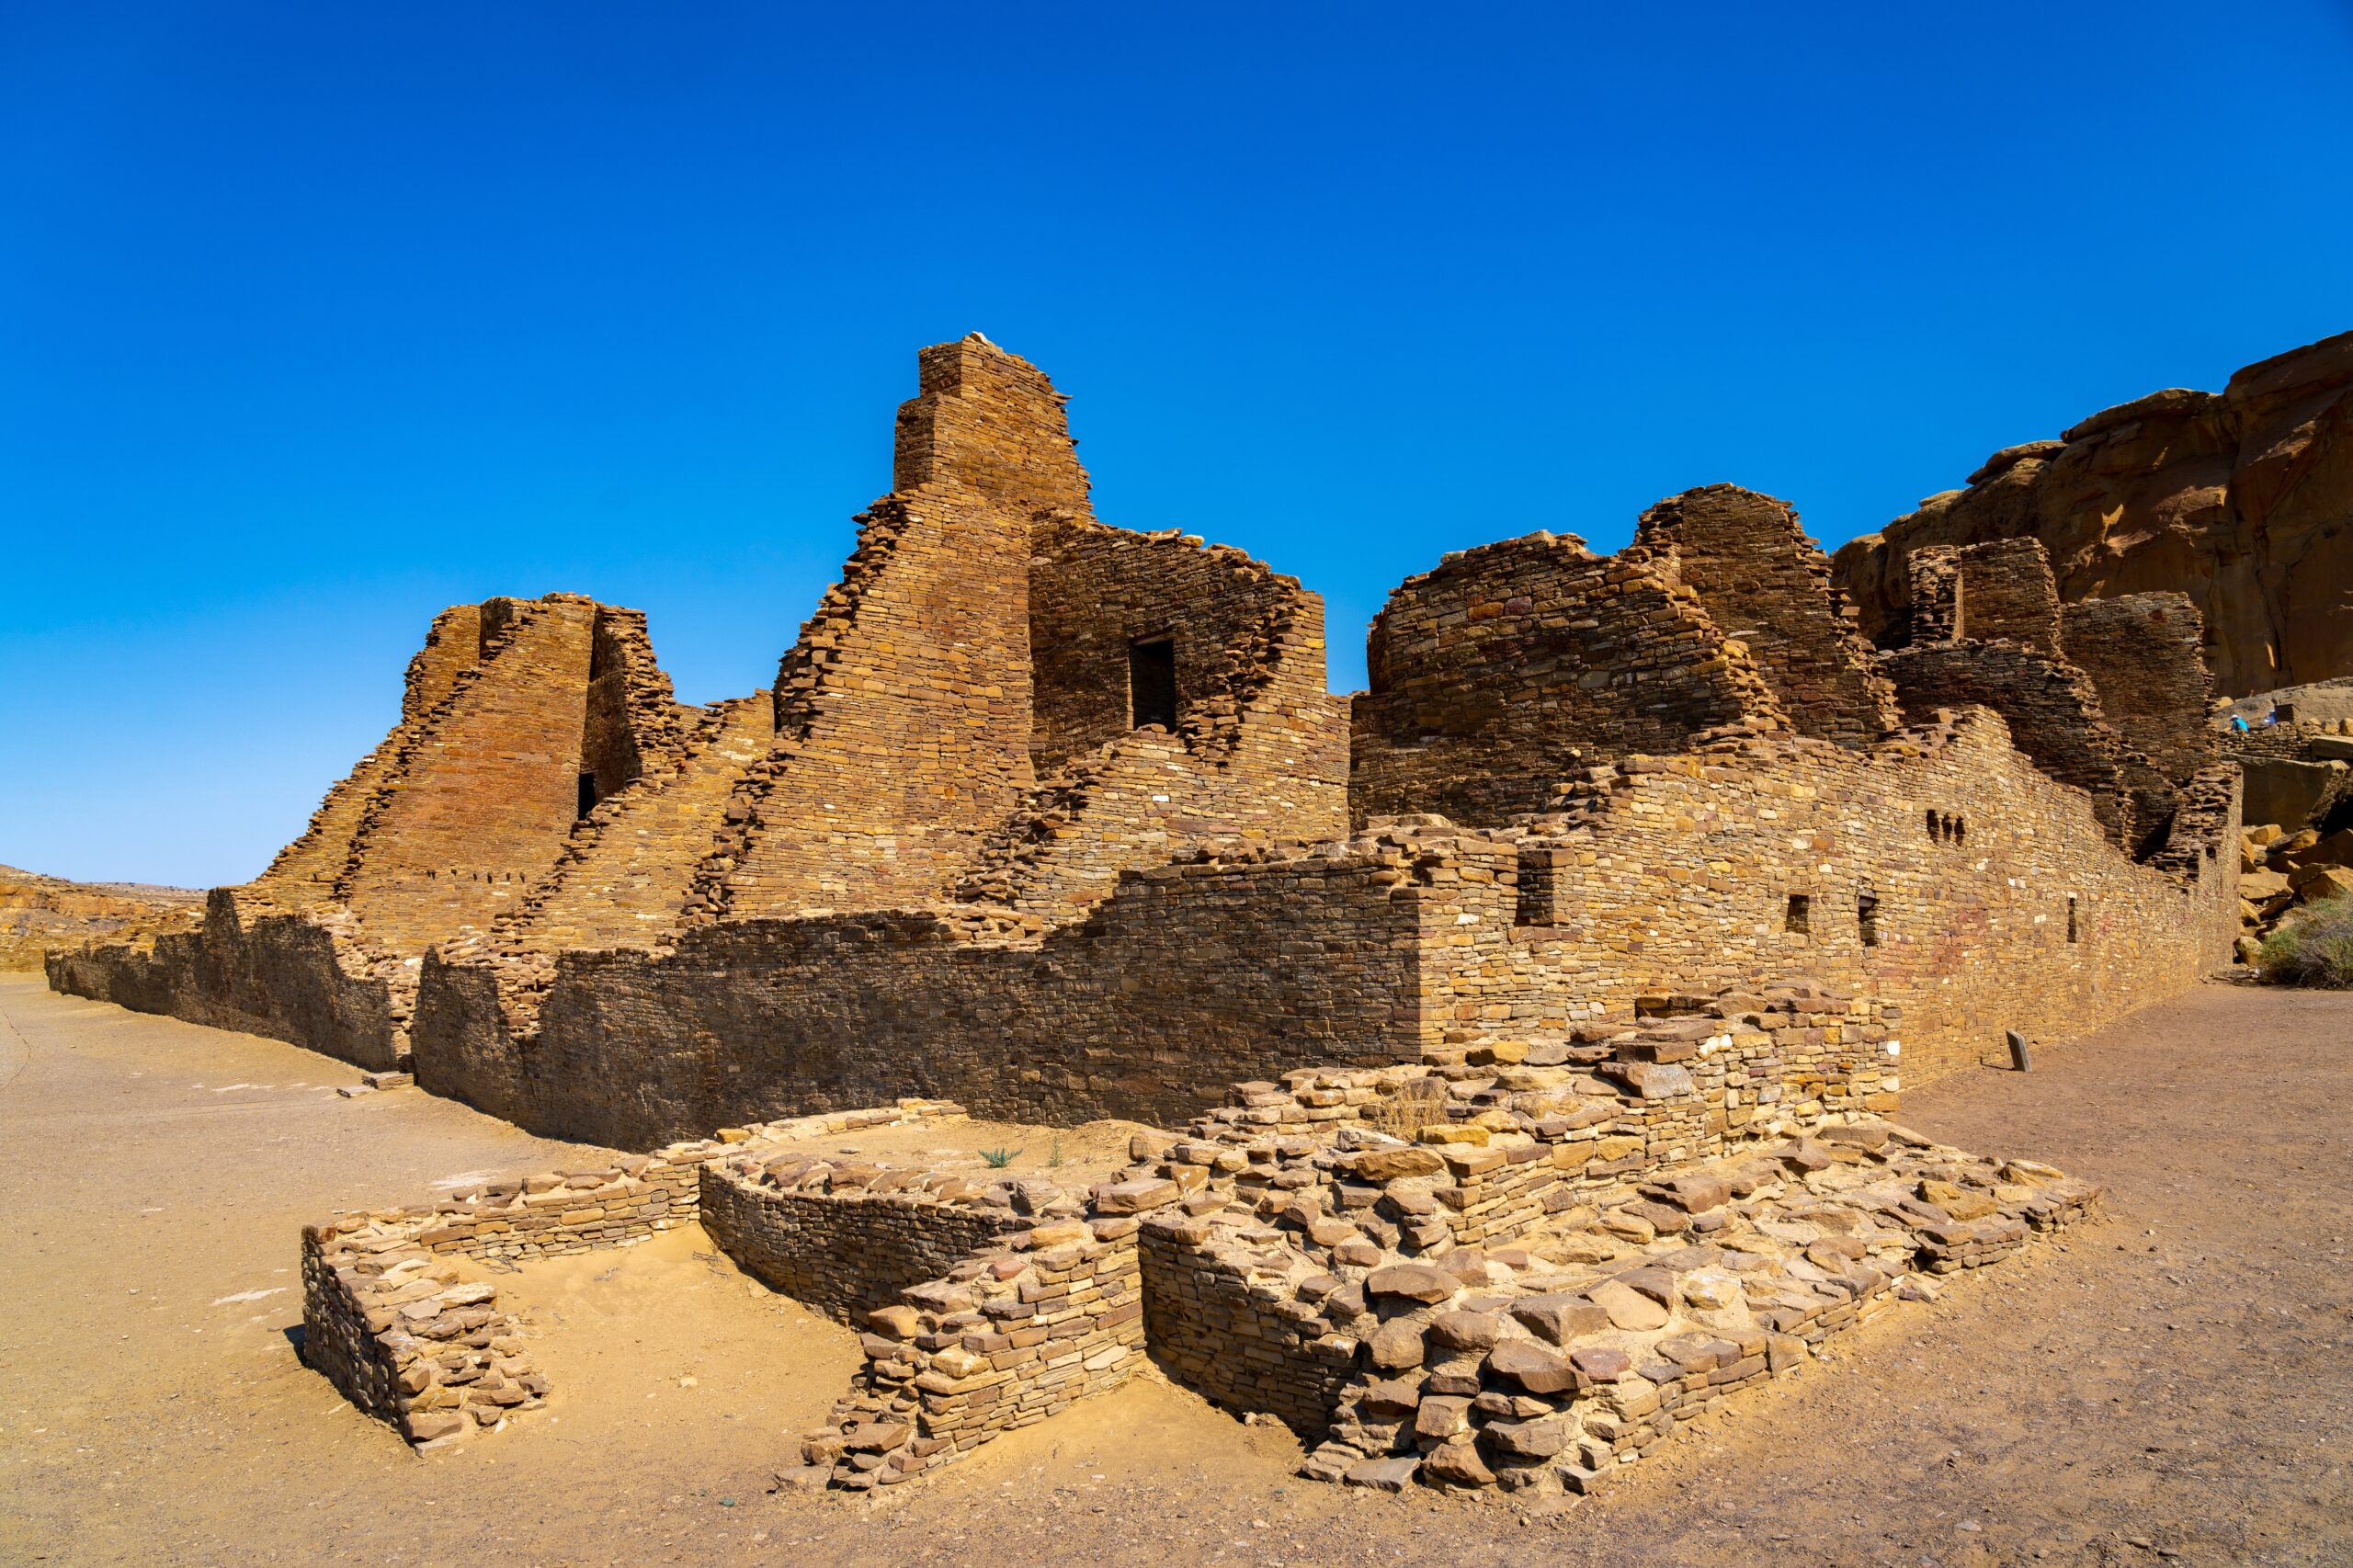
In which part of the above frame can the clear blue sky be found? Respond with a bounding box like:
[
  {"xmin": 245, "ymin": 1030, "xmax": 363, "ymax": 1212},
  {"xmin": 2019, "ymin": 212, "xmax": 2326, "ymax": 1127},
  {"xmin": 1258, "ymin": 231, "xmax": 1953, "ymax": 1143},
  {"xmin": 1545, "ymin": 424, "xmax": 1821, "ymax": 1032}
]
[{"xmin": 5, "ymin": 2, "xmax": 2349, "ymax": 888}]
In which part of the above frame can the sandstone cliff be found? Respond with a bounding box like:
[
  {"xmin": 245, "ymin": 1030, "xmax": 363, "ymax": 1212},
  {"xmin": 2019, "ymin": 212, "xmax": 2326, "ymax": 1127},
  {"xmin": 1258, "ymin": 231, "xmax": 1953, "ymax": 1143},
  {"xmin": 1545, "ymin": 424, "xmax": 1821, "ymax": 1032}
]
[
  {"xmin": 1833, "ymin": 330, "xmax": 2353, "ymax": 697},
  {"xmin": 0, "ymin": 864, "xmax": 203, "ymax": 971}
]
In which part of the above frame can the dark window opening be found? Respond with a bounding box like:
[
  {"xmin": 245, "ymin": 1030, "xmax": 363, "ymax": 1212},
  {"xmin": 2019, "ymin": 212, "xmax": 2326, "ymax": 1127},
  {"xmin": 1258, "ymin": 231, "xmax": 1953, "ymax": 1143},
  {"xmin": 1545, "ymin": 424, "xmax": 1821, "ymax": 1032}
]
[
  {"xmin": 1858, "ymin": 892, "xmax": 1879, "ymax": 948},
  {"xmin": 1785, "ymin": 893, "xmax": 1811, "ymax": 935},
  {"xmin": 1129, "ymin": 637, "xmax": 1178, "ymax": 732},
  {"xmin": 1926, "ymin": 809, "xmax": 1939, "ymax": 841},
  {"xmin": 2066, "ymin": 894, "xmax": 2078, "ymax": 943},
  {"xmin": 577, "ymin": 772, "xmax": 598, "ymax": 819},
  {"xmin": 1951, "ymin": 817, "xmax": 1966, "ymax": 846}
]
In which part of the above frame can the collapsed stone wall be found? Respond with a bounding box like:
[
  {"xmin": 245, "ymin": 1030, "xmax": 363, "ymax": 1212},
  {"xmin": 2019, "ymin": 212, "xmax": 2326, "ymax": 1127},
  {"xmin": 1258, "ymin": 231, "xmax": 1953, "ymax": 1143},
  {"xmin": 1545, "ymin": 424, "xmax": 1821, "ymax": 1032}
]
[
  {"xmin": 253, "ymin": 604, "xmax": 483, "ymax": 914},
  {"xmin": 1879, "ymin": 642, "xmax": 2132, "ymax": 841},
  {"xmin": 1881, "ymin": 537, "xmax": 2210, "ymax": 858},
  {"xmin": 2059, "ymin": 594, "xmax": 2218, "ymax": 791},
  {"xmin": 1351, "ymin": 529, "xmax": 1785, "ymax": 825},
  {"xmin": 1833, "ymin": 328, "xmax": 2353, "ymax": 695},
  {"xmin": 702, "ymin": 483, "xmax": 1040, "ymax": 917},
  {"xmin": 1631, "ymin": 485, "xmax": 1898, "ymax": 747},
  {"xmin": 340, "ymin": 596, "xmax": 607, "ymax": 951},
  {"xmin": 47, "ymin": 591, "xmax": 684, "ymax": 1058}
]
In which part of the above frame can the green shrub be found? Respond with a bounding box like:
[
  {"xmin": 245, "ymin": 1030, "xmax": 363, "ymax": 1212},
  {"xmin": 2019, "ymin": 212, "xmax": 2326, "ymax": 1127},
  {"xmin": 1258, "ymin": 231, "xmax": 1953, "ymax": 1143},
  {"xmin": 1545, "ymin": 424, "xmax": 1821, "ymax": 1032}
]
[
  {"xmin": 2257, "ymin": 892, "xmax": 2353, "ymax": 987},
  {"xmin": 979, "ymin": 1146, "xmax": 1022, "ymax": 1169}
]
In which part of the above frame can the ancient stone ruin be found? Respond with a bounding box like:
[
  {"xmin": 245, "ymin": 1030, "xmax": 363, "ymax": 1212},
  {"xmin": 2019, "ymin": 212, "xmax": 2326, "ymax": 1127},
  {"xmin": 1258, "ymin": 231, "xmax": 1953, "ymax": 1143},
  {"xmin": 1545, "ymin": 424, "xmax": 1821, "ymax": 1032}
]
[{"xmin": 48, "ymin": 332, "xmax": 2251, "ymax": 1498}]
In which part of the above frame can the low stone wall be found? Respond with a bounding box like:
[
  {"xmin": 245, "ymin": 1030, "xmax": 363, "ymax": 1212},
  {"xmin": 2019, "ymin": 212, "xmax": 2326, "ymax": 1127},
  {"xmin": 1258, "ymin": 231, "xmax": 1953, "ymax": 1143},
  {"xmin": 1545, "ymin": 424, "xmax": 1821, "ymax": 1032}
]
[
  {"xmin": 1141, "ymin": 1221, "xmax": 1358, "ymax": 1438},
  {"xmin": 49, "ymin": 890, "xmax": 402, "ymax": 1069},
  {"xmin": 296, "ymin": 1099, "xmax": 968, "ymax": 1448},
  {"xmin": 699, "ymin": 1161, "xmax": 1027, "ymax": 1324},
  {"xmin": 797, "ymin": 1217, "xmax": 1149, "ymax": 1490},
  {"xmin": 299, "ymin": 1224, "xmax": 548, "ymax": 1448}
]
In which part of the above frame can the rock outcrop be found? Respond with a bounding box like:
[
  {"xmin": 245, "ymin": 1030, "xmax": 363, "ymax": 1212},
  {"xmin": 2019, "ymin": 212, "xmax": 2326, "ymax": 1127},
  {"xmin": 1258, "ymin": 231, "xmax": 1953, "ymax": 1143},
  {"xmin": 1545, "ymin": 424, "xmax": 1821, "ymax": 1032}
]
[
  {"xmin": 1833, "ymin": 330, "xmax": 2353, "ymax": 698},
  {"xmin": 0, "ymin": 864, "xmax": 202, "ymax": 971}
]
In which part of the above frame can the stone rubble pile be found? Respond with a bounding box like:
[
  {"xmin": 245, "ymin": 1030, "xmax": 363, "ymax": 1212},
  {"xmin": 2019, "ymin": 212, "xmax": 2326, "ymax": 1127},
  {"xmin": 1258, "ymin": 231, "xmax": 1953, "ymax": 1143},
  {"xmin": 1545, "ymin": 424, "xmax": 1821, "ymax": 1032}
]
[
  {"xmin": 1293, "ymin": 1126, "xmax": 2096, "ymax": 1494},
  {"xmin": 2237, "ymin": 821, "xmax": 2353, "ymax": 960}
]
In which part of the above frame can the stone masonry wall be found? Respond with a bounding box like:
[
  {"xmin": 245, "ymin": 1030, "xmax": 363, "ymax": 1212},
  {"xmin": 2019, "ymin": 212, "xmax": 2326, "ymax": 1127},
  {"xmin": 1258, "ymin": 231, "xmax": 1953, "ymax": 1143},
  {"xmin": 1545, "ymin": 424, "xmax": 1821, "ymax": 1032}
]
[
  {"xmin": 1484, "ymin": 712, "xmax": 2237, "ymax": 1085},
  {"xmin": 2060, "ymin": 593, "xmax": 2218, "ymax": 787},
  {"xmin": 297, "ymin": 1100, "xmax": 966, "ymax": 1449},
  {"xmin": 953, "ymin": 512, "xmax": 1350, "ymax": 919},
  {"xmin": 705, "ymin": 483, "xmax": 1040, "ymax": 917},
  {"xmin": 1351, "ymin": 533, "xmax": 1785, "ymax": 826},
  {"xmin": 1946, "ymin": 536, "xmax": 2063, "ymax": 650},
  {"xmin": 1631, "ymin": 485, "xmax": 1898, "ymax": 748},
  {"xmin": 49, "ymin": 888, "xmax": 404, "ymax": 1069},
  {"xmin": 411, "ymin": 848, "xmax": 1438, "ymax": 1148},
  {"xmin": 407, "ymin": 705, "xmax": 2235, "ymax": 1149},
  {"xmin": 699, "ymin": 1165, "xmax": 1026, "ymax": 1325},
  {"xmin": 341, "ymin": 596, "xmax": 603, "ymax": 951},
  {"xmin": 1880, "ymin": 642, "xmax": 2131, "ymax": 843}
]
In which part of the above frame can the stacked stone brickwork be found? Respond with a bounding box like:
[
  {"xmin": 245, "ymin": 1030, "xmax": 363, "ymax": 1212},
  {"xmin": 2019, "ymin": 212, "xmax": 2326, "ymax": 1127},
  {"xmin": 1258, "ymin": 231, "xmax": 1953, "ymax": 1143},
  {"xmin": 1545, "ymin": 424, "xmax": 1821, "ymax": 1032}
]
[
  {"xmin": 1877, "ymin": 536, "xmax": 2211, "ymax": 857},
  {"xmin": 48, "ymin": 592, "xmax": 687, "ymax": 1063},
  {"xmin": 1834, "ymin": 328, "xmax": 2353, "ymax": 696},
  {"xmin": 798, "ymin": 1214, "xmax": 1149, "ymax": 1490},
  {"xmin": 955, "ymin": 511, "xmax": 1348, "ymax": 917},
  {"xmin": 699, "ymin": 1159, "xmax": 1028, "ymax": 1324},
  {"xmin": 1350, "ymin": 528, "xmax": 1787, "ymax": 824},
  {"xmin": 297, "ymin": 1099, "xmax": 966, "ymax": 1449},
  {"xmin": 2059, "ymin": 594, "xmax": 2218, "ymax": 789},
  {"xmin": 1631, "ymin": 485, "xmax": 1899, "ymax": 747},
  {"xmin": 303, "ymin": 1015, "xmax": 2090, "ymax": 1496}
]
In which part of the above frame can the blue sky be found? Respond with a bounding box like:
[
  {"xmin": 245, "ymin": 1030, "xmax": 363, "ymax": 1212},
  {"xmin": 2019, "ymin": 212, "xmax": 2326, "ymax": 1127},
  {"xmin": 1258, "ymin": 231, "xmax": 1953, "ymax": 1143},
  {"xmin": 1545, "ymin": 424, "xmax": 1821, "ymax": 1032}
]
[{"xmin": 5, "ymin": 2, "xmax": 2350, "ymax": 888}]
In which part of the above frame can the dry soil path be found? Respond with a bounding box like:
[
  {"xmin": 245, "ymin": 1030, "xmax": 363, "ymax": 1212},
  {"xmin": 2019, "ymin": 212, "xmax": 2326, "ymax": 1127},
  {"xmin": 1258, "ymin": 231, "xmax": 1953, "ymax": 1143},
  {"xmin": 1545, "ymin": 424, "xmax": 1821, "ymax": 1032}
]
[{"xmin": 2, "ymin": 975, "xmax": 2348, "ymax": 1566}]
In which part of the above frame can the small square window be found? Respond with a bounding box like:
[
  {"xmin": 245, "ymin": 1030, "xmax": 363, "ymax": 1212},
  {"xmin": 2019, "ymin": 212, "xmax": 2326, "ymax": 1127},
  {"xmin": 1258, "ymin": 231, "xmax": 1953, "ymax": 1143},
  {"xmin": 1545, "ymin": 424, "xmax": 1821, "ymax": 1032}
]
[{"xmin": 1785, "ymin": 893, "xmax": 1811, "ymax": 935}]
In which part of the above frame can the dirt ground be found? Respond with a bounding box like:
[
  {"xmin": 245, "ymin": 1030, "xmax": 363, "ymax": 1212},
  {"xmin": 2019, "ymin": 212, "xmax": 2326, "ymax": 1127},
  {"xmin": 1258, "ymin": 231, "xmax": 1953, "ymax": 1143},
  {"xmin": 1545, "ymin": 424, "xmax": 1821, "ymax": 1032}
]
[{"xmin": 3, "ymin": 974, "xmax": 2349, "ymax": 1567}]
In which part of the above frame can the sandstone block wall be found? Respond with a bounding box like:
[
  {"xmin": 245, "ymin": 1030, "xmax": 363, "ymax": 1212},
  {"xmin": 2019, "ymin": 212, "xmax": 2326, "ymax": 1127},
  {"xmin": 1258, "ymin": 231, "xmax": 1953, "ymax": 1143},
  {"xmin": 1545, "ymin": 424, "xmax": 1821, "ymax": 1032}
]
[
  {"xmin": 699, "ymin": 1165, "xmax": 1026, "ymax": 1324},
  {"xmin": 1833, "ymin": 328, "xmax": 2353, "ymax": 696},
  {"xmin": 254, "ymin": 603, "xmax": 483, "ymax": 914},
  {"xmin": 707, "ymin": 483, "xmax": 1040, "ymax": 917},
  {"xmin": 50, "ymin": 889, "xmax": 404, "ymax": 1068},
  {"xmin": 2060, "ymin": 593, "xmax": 2217, "ymax": 787},
  {"xmin": 342, "ymin": 596, "xmax": 605, "ymax": 950},
  {"xmin": 1479, "ymin": 714, "xmax": 2235, "ymax": 1085},
  {"xmin": 1880, "ymin": 641, "xmax": 2131, "ymax": 841},
  {"xmin": 412, "ymin": 846, "xmax": 1438, "ymax": 1147},
  {"xmin": 295, "ymin": 1100, "xmax": 967, "ymax": 1449},
  {"xmin": 1351, "ymin": 531, "xmax": 1784, "ymax": 825},
  {"xmin": 1631, "ymin": 485, "xmax": 1898, "ymax": 747}
]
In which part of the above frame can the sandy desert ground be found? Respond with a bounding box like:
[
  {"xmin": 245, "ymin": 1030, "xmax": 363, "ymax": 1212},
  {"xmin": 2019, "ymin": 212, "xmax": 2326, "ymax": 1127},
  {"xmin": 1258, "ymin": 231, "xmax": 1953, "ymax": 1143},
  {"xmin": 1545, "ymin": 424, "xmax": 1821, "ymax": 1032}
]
[{"xmin": 3, "ymin": 973, "xmax": 2349, "ymax": 1567}]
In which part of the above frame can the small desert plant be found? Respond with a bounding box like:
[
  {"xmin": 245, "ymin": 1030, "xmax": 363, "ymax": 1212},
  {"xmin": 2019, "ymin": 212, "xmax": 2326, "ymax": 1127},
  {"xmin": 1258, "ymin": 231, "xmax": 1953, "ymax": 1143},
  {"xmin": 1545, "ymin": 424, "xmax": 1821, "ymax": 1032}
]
[
  {"xmin": 1046, "ymin": 1137, "xmax": 1063, "ymax": 1168},
  {"xmin": 1364, "ymin": 1076, "xmax": 1449, "ymax": 1141},
  {"xmin": 2257, "ymin": 893, "xmax": 2353, "ymax": 987},
  {"xmin": 979, "ymin": 1146, "xmax": 1022, "ymax": 1168}
]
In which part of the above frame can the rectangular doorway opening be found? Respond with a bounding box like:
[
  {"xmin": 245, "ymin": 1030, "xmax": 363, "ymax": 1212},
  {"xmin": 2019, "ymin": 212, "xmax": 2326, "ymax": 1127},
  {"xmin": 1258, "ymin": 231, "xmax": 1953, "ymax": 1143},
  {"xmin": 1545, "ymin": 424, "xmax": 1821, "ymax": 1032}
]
[
  {"xmin": 577, "ymin": 772, "xmax": 598, "ymax": 819},
  {"xmin": 1129, "ymin": 637, "xmax": 1177, "ymax": 733},
  {"xmin": 1784, "ymin": 893, "xmax": 1811, "ymax": 935},
  {"xmin": 1858, "ymin": 891, "xmax": 1879, "ymax": 948}
]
